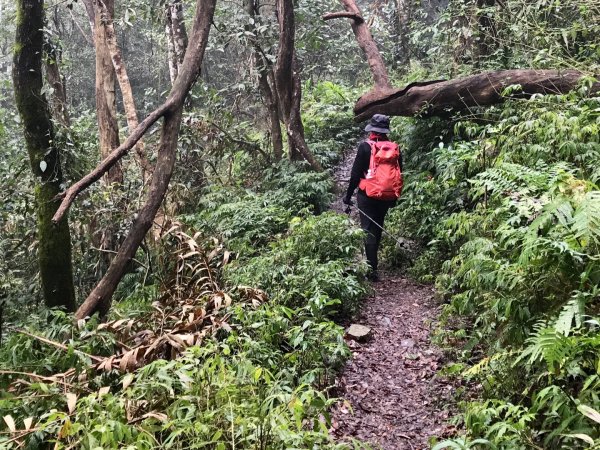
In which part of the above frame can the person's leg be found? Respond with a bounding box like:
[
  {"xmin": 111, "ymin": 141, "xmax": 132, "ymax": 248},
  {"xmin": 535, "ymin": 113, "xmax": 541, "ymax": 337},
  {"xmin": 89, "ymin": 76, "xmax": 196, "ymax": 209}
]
[
  {"xmin": 373, "ymin": 204, "xmax": 391, "ymax": 247},
  {"xmin": 357, "ymin": 193, "xmax": 383, "ymax": 278}
]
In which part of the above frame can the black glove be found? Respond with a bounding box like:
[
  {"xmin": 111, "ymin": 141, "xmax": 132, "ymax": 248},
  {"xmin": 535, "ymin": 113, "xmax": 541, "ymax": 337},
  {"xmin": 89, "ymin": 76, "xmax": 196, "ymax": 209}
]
[{"xmin": 343, "ymin": 196, "xmax": 354, "ymax": 206}]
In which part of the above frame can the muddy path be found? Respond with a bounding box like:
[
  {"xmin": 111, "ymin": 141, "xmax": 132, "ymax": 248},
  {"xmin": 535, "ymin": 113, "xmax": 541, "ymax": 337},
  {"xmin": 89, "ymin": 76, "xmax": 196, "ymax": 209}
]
[{"xmin": 330, "ymin": 149, "xmax": 456, "ymax": 450}]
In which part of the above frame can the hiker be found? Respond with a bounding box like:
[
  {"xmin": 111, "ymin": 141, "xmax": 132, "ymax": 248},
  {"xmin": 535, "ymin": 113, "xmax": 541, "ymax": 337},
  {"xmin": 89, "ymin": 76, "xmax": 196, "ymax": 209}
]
[{"xmin": 343, "ymin": 114, "xmax": 403, "ymax": 281}]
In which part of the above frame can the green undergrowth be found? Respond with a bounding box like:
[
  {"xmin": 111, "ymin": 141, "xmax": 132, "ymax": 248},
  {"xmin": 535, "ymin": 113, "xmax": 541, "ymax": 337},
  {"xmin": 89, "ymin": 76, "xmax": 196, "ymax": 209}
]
[
  {"xmin": 0, "ymin": 81, "xmax": 371, "ymax": 449},
  {"xmin": 382, "ymin": 86, "xmax": 600, "ymax": 448}
]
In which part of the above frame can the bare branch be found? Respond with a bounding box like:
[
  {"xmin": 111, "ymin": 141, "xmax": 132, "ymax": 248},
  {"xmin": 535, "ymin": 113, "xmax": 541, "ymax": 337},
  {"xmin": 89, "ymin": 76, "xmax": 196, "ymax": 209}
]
[
  {"xmin": 51, "ymin": 101, "xmax": 171, "ymax": 224},
  {"xmin": 322, "ymin": 11, "xmax": 364, "ymax": 22},
  {"xmin": 325, "ymin": 0, "xmax": 391, "ymax": 90},
  {"xmin": 16, "ymin": 329, "xmax": 104, "ymax": 363}
]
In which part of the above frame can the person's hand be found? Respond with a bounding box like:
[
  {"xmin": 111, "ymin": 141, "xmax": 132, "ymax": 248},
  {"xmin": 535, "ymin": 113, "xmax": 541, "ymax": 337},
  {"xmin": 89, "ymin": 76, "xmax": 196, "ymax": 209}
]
[{"xmin": 343, "ymin": 196, "xmax": 354, "ymax": 206}]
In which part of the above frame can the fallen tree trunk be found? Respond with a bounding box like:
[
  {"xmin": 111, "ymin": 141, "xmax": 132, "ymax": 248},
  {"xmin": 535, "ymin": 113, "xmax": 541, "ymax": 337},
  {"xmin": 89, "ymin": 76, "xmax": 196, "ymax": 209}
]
[{"xmin": 354, "ymin": 69, "xmax": 600, "ymax": 121}]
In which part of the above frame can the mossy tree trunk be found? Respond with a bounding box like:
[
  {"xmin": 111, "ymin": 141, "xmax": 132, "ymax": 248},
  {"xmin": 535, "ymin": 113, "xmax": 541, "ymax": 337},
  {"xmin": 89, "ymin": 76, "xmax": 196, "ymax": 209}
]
[{"xmin": 13, "ymin": 0, "xmax": 76, "ymax": 311}]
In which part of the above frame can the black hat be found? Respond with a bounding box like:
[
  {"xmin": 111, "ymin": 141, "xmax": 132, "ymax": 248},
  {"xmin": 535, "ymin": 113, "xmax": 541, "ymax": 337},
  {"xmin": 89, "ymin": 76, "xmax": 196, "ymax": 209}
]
[{"xmin": 365, "ymin": 114, "xmax": 390, "ymax": 134}]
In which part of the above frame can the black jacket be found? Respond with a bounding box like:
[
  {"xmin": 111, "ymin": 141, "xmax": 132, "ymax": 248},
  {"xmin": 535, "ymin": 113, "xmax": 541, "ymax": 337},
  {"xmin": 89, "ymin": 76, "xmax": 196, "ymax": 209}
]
[{"xmin": 345, "ymin": 139, "xmax": 403, "ymax": 201}]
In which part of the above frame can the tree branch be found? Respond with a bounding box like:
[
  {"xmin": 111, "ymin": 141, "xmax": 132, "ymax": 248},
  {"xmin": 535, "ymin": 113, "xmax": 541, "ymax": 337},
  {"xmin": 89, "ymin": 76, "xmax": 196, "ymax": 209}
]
[
  {"xmin": 325, "ymin": 0, "xmax": 391, "ymax": 90},
  {"xmin": 322, "ymin": 11, "xmax": 364, "ymax": 23},
  {"xmin": 51, "ymin": 101, "xmax": 171, "ymax": 224}
]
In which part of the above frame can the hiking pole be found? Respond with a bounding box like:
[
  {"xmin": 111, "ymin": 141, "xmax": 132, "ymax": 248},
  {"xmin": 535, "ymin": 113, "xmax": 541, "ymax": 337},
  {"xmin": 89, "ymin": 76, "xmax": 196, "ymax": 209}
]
[{"xmin": 345, "ymin": 204, "xmax": 406, "ymax": 249}]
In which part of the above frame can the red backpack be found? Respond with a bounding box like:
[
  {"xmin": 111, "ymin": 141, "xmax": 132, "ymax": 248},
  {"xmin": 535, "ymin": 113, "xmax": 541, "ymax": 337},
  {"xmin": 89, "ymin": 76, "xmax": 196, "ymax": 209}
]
[{"xmin": 358, "ymin": 140, "xmax": 403, "ymax": 201}]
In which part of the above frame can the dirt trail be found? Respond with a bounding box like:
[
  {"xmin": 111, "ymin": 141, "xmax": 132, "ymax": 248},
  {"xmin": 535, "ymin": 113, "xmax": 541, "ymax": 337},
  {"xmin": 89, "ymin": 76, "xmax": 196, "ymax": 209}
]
[{"xmin": 330, "ymin": 149, "xmax": 456, "ymax": 450}]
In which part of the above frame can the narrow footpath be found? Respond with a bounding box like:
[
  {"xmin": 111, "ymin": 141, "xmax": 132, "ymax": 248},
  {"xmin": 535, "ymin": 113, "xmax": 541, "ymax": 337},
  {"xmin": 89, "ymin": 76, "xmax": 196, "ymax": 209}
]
[{"xmin": 330, "ymin": 150, "xmax": 456, "ymax": 450}]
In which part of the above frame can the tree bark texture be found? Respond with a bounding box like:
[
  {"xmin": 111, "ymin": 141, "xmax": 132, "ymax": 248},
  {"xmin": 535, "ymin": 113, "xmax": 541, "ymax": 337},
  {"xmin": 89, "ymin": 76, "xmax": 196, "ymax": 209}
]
[
  {"xmin": 354, "ymin": 69, "xmax": 600, "ymax": 120},
  {"xmin": 274, "ymin": 0, "xmax": 322, "ymax": 170},
  {"xmin": 13, "ymin": 0, "xmax": 76, "ymax": 312},
  {"xmin": 324, "ymin": 0, "xmax": 392, "ymax": 91},
  {"xmin": 94, "ymin": 0, "xmax": 123, "ymax": 184},
  {"xmin": 97, "ymin": 1, "xmax": 153, "ymax": 180},
  {"xmin": 43, "ymin": 40, "xmax": 71, "ymax": 127},
  {"xmin": 245, "ymin": 0, "xmax": 283, "ymax": 160},
  {"xmin": 165, "ymin": 0, "xmax": 189, "ymax": 84},
  {"xmin": 74, "ymin": 0, "xmax": 217, "ymax": 319}
]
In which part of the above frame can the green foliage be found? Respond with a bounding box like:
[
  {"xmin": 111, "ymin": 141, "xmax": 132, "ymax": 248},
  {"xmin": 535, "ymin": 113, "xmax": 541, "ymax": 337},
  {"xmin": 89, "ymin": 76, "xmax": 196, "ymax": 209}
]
[
  {"xmin": 385, "ymin": 88, "xmax": 600, "ymax": 448},
  {"xmin": 302, "ymin": 81, "xmax": 362, "ymax": 168},
  {"xmin": 1, "ymin": 112, "xmax": 367, "ymax": 448},
  {"xmin": 413, "ymin": 0, "xmax": 600, "ymax": 75},
  {"xmin": 225, "ymin": 212, "xmax": 368, "ymax": 316},
  {"xmin": 1, "ymin": 208, "xmax": 366, "ymax": 449}
]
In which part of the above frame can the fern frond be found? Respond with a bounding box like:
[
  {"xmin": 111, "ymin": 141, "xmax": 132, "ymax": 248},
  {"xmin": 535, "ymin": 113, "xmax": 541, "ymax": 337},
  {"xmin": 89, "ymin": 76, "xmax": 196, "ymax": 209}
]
[
  {"xmin": 516, "ymin": 326, "xmax": 574, "ymax": 372},
  {"xmin": 555, "ymin": 294, "xmax": 586, "ymax": 336},
  {"xmin": 572, "ymin": 191, "xmax": 600, "ymax": 246}
]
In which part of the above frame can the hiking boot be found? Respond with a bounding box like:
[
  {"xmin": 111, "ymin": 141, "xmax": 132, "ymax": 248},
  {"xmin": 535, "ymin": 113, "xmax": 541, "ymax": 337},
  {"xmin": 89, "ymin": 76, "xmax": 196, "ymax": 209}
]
[{"xmin": 367, "ymin": 271, "xmax": 380, "ymax": 282}]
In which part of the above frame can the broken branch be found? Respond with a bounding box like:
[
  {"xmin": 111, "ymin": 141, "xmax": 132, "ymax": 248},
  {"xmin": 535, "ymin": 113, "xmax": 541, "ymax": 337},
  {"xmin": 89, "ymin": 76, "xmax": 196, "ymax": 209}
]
[{"xmin": 15, "ymin": 329, "xmax": 104, "ymax": 363}]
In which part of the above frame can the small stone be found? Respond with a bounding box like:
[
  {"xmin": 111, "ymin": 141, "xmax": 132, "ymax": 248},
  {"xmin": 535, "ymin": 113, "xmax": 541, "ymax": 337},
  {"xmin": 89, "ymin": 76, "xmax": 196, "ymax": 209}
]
[
  {"xmin": 401, "ymin": 338, "xmax": 416, "ymax": 348},
  {"xmin": 381, "ymin": 317, "xmax": 392, "ymax": 327},
  {"xmin": 346, "ymin": 324, "xmax": 372, "ymax": 341}
]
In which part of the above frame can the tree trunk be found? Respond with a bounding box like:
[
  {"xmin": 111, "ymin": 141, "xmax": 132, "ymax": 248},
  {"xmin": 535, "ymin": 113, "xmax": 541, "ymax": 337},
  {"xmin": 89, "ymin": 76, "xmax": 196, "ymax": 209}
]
[
  {"xmin": 81, "ymin": 0, "xmax": 96, "ymax": 39},
  {"xmin": 93, "ymin": 0, "xmax": 122, "ymax": 269},
  {"xmin": 94, "ymin": 0, "xmax": 123, "ymax": 184},
  {"xmin": 98, "ymin": 1, "xmax": 153, "ymax": 180},
  {"xmin": 165, "ymin": 11, "xmax": 178, "ymax": 84},
  {"xmin": 353, "ymin": 69, "xmax": 600, "ymax": 120},
  {"xmin": 261, "ymin": 70, "xmax": 284, "ymax": 160},
  {"xmin": 13, "ymin": 0, "xmax": 76, "ymax": 312},
  {"xmin": 274, "ymin": 0, "xmax": 322, "ymax": 170},
  {"xmin": 245, "ymin": 0, "xmax": 284, "ymax": 160},
  {"xmin": 43, "ymin": 40, "xmax": 71, "ymax": 127},
  {"xmin": 74, "ymin": 0, "xmax": 217, "ymax": 319},
  {"xmin": 287, "ymin": 69, "xmax": 322, "ymax": 170},
  {"xmin": 165, "ymin": 0, "xmax": 189, "ymax": 84},
  {"xmin": 324, "ymin": 0, "xmax": 392, "ymax": 91}
]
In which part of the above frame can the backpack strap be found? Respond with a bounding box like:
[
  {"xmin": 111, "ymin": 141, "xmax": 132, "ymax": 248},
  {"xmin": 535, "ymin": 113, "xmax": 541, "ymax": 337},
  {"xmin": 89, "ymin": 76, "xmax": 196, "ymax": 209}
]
[{"xmin": 364, "ymin": 139, "xmax": 378, "ymax": 176}]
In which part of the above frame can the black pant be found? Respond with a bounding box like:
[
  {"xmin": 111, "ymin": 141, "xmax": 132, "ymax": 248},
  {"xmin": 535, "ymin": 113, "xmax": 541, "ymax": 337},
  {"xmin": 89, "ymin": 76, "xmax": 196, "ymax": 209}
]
[{"xmin": 357, "ymin": 190, "xmax": 395, "ymax": 272}]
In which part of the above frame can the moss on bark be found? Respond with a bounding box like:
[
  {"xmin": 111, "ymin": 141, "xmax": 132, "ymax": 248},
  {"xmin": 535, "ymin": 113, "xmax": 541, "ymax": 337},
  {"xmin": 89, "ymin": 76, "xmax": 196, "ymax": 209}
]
[{"xmin": 13, "ymin": 0, "xmax": 76, "ymax": 311}]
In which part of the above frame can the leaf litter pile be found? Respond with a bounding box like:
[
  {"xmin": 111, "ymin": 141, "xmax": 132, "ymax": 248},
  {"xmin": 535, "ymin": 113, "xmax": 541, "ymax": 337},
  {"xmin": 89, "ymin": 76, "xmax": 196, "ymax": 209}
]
[
  {"xmin": 330, "ymin": 150, "xmax": 457, "ymax": 449},
  {"xmin": 3, "ymin": 222, "xmax": 266, "ymax": 424}
]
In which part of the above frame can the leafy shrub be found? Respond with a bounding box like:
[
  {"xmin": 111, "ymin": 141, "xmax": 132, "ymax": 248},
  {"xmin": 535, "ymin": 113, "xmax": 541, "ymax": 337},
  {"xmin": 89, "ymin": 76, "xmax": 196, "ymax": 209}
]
[
  {"xmin": 391, "ymin": 91, "xmax": 600, "ymax": 448},
  {"xmin": 225, "ymin": 213, "xmax": 368, "ymax": 317}
]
